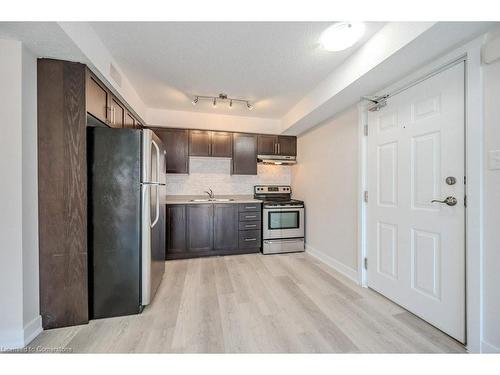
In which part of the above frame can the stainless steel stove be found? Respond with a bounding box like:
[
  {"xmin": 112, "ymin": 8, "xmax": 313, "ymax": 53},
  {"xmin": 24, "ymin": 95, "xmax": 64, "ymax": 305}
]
[{"xmin": 254, "ymin": 185, "xmax": 305, "ymax": 254}]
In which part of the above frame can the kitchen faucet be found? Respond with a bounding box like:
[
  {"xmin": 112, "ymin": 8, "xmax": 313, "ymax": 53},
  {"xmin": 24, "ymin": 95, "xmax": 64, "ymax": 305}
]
[{"xmin": 204, "ymin": 188, "xmax": 215, "ymax": 200}]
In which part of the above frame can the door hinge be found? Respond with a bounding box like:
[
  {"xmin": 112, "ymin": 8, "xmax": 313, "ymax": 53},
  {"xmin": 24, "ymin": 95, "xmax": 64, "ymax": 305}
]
[
  {"xmin": 364, "ymin": 124, "xmax": 368, "ymax": 136},
  {"xmin": 364, "ymin": 257, "xmax": 368, "ymax": 270},
  {"xmin": 364, "ymin": 190, "xmax": 368, "ymax": 203}
]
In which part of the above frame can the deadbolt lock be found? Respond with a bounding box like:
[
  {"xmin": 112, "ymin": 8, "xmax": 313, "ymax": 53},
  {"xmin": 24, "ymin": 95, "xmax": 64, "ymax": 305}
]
[{"xmin": 445, "ymin": 176, "xmax": 457, "ymax": 185}]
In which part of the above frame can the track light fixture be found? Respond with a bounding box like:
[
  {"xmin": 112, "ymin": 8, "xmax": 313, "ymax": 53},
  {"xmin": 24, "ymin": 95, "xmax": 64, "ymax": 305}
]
[{"xmin": 191, "ymin": 93, "xmax": 254, "ymax": 110}]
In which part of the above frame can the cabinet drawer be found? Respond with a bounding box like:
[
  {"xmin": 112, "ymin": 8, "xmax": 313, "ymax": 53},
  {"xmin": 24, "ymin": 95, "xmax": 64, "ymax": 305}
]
[
  {"xmin": 239, "ymin": 212, "xmax": 261, "ymax": 221},
  {"xmin": 238, "ymin": 203, "xmax": 261, "ymax": 212},
  {"xmin": 239, "ymin": 221, "xmax": 261, "ymax": 231},
  {"xmin": 239, "ymin": 230, "xmax": 261, "ymax": 249}
]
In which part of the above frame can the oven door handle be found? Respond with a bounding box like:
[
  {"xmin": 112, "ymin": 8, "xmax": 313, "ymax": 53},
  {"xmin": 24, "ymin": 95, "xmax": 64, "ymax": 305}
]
[{"xmin": 264, "ymin": 238, "xmax": 304, "ymax": 243}]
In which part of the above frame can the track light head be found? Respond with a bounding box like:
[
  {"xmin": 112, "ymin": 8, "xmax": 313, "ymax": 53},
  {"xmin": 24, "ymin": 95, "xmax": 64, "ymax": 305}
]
[
  {"xmin": 192, "ymin": 96, "xmax": 199, "ymax": 105},
  {"xmin": 229, "ymin": 100, "xmax": 233, "ymax": 108},
  {"xmin": 247, "ymin": 102, "xmax": 254, "ymax": 110},
  {"xmin": 213, "ymin": 98, "xmax": 217, "ymax": 107}
]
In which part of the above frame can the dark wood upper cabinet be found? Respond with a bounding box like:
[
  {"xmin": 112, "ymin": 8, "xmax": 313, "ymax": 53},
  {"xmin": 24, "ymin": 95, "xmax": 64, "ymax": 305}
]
[
  {"xmin": 155, "ymin": 128, "xmax": 189, "ymax": 174},
  {"xmin": 124, "ymin": 111, "xmax": 136, "ymax": 129},
  {"xmin": 211, "ymin": 131, "xmax": 232, "ymax": 157},
  {"xmin": 232, "ymin": 133, "xmax": 257, "ymax": 175},
  {"xmin": 110, "ymin": 97, "xmax": 125, "ymax": 128},
  {"xmin": 166, "ymin": 204, "xmax": 186, "ymax": 255},
  {"xmin": 258, "ymin": 134, "xmax": 278, "ymax": 155},
  {"xmin": 189, "ymin": 130, "xmax": 211, "ymax": 156},
  {"xmin": 257, "ymin": 134, "xmax": 296, "ymax": 156},
  {"xmin": 86, "ymin": 73, "xmax": 110, "ymax": 125},
  {"xmin": 189, "ymin": 130, "xmax": 232, "ymax": 158},
  {"xmin": 186, "ymin": 204, "xmax": 214, "ymax": 252},
  {"xmin": 278, "ymin": 136, "xmax": 297, "ymax": 156},
  {"xmin": 214, "ymin": 204, "xmax": 238, "ymax": 250}
]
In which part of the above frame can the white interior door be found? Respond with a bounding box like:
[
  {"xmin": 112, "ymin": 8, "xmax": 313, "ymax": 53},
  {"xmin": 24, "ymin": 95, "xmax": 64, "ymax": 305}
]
[{"xmin": 366, "ymin": 62, "xmax": 465, "ymax": 343}]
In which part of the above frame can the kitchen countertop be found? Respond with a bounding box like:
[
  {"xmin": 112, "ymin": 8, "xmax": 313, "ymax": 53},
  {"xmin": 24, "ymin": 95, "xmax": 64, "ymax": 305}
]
[{"xmin": 163, "ymin": 195, "xmax": 263, "ymax": 205}]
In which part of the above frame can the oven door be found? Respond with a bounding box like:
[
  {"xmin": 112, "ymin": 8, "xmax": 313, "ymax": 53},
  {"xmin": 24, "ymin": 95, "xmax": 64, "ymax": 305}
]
[{"xmin": 263, "ymin": 207, "xmax": 304, "ymax": 239}]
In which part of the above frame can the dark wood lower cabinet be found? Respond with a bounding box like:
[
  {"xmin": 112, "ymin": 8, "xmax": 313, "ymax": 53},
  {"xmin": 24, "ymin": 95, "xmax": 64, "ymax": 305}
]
[
  {"xmin": 214, "ymin": 204, "xmax": 238, "ymax": 250},
  {"xmin": 166, "ymin": 203, "xmax": 261, "ymax": 260},
  {"xmin": 186, "ymin": 204, "xmax": 214, "ymax": 253},
  {"xmin": 166, "ymin": 205, "xmax": 186, "ymax": 255}
]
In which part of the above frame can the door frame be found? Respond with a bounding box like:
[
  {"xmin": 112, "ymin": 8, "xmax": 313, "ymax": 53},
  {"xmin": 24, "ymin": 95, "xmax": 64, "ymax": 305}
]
[{"xmin": 358, "ymin": 37, "xmax": 484, "ymax": 353}]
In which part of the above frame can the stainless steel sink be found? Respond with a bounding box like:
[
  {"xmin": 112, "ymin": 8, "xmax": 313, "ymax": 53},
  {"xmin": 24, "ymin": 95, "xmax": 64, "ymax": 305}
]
[{"xmin": 189, "ymin": 198, "xmax": 235, "ymax": 202}]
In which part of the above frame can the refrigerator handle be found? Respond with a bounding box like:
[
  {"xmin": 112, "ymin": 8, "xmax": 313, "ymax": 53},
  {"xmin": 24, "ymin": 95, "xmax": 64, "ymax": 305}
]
[
  {"xmin": 150, "ymin": 139, "xmax": 161, "ymax": 228},
  {"xmin": 151, "ymin": 185, "xmax": 160, "ymax": 228},
  {"xmin": 152, "ymin": 139, "xmax": 161, "ymax": 184}
]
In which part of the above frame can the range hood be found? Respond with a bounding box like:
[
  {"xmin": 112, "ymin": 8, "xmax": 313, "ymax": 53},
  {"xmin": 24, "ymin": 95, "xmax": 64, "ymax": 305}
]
[{"xmin": 257, "ymin": 154, "xmax": 297, "ymax": 165}]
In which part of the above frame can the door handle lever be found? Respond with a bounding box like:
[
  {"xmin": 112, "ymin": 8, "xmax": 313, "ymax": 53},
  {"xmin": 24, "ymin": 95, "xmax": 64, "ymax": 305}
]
[{"xmin": 431, "ymin": 196, "xmax": 458, "ymax": 206}]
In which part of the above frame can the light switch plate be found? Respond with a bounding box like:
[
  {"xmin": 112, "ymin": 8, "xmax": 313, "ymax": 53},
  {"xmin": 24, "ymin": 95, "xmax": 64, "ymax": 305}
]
[{"xmin": 488, "ymin": 150, "xmax": 500, "ymax": 170}]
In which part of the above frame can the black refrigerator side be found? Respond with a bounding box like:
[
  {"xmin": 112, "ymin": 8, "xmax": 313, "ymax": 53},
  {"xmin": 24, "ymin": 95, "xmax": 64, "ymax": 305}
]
[{"xmin": 88, "ymin": 127, "xmax": 142, "ymax": 319}]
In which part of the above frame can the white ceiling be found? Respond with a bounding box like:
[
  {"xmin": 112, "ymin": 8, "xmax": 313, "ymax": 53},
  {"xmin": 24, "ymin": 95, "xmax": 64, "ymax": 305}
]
[{"xmin": 90, "ymin": 22, "xmax": 384, "ymax": 119}]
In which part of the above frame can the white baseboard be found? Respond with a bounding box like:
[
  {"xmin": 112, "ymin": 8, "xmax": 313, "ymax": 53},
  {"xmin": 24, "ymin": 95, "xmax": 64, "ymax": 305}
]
[
  {"xmin": 481, "ymin": 340, "xmax": 500, "ymax": 353},
  {"xmin": 0, "ymin": 315, "xmax": 42, "ymax": 351},
  {"xmin": 305, "ymin": 244, "xmax": 359, "ymax": 284},
  {"xmin": 23, "ymin": 315, "xmax": 43, "ymax": 346}
]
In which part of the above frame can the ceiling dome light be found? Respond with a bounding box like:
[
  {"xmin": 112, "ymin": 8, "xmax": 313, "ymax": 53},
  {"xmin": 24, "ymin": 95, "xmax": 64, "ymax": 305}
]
[{"xmin": 319, "ymin": 22, "xmax": 365, "ymax": 52}]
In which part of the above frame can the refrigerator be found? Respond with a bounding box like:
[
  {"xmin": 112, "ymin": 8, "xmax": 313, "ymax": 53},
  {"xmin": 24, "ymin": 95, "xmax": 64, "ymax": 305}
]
[{"xmin": 88, "ymin": 127, "xmax": 166, "ymax": 319}]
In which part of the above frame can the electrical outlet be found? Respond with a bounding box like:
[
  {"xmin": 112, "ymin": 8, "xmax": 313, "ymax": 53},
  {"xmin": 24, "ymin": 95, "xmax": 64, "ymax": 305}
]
[{"xmin": 488, "ymin": 150, "xmax": 500, "ymax": 170}]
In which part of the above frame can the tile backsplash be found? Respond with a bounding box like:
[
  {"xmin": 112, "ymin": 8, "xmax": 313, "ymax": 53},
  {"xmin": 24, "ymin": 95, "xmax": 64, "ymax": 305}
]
[{"xmin": 166, "ymin": 157, "xmax": 291, "ymax": 195}]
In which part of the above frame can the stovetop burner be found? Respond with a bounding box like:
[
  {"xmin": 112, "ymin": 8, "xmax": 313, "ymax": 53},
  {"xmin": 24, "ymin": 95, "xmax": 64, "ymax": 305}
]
[
  {"xmin": 262, "ymin": 199, "xmax": 304, "ymax": 207},
  {"xmin": 254, "ymin": 185, "xmax": 304, "ymax": 207}
]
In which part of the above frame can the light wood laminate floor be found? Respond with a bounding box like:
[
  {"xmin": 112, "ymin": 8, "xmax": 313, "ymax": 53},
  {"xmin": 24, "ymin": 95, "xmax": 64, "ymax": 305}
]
[{"xmin": 30, "ymin": 253, "xmax": 465, "ymax": 353}]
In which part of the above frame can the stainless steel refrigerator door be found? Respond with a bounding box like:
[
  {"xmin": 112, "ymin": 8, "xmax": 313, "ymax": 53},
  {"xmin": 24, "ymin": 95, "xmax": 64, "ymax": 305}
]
[{"xmin": 141, "ymin": 129, "xmax": 166, "ymax": 306}]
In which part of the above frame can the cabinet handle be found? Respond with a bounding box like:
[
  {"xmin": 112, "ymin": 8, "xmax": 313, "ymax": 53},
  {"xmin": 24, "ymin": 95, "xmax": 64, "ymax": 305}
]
[
  {"xmin": 106, "ymin": 106, "xmax": 112, "ymax": 123},
  {"xmin": 245, "ymin": 215, "xmax": 257, "ymax": 219},
  {"xmin": 277, "ymin": 143, "xmax": 280, "ymax": 155},
  {"xmin": 245, "ymin": 224, "xmax": 257, "ymax": 228},
  {"xmin": 245, "ymin": 206, "xmax": 257, "ymax": 209},
  {"xmin": 244, "ymin": 238, "xmax": 257, "ymax": 241}
]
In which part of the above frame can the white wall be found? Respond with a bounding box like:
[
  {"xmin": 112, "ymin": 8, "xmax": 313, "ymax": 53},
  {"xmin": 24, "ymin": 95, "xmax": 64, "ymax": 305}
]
[
  {"xmin": 291, "ymin": 106, "xmax": 359, "ymax": 281},
  {"xmin": 147, "ymin": 107, "xmax": 283, "ymax": 134},
  {"xmin": 0, "ymin": 39, "xmax": 25, "ymax": 350},
  {"xmin": 21, "ymin": 45, "xmax": 41, "ymax": 342},
  {"xmin": 482, "ymin": 48, "xmax": 500, "ymax": 353},
  {"xmin": 166, "ymin": 158, "xmax": 291, "ymax": 196},
  {"xmin": 0, "ymin": 39, "xmax": 41, "ymax": 350}
]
